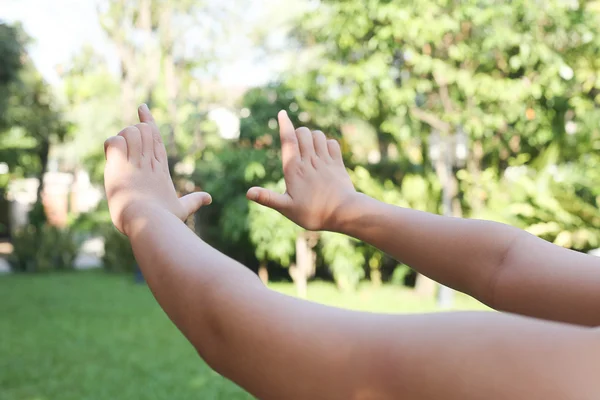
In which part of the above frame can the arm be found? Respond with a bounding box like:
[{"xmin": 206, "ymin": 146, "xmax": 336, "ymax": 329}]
[
  {"xmin": 105, "ymin": 106, "xmax": 600, "ymax": 399},
  {"xmin": 336, "ymin": 196, "xmax": 600, "ymax": 326},
  {"xmin": 247, "ymin": 111, "xmax": 600, "ymax": 327}
]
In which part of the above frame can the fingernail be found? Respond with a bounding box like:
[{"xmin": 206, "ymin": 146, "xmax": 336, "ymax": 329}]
[
  {"xmin": 247, "ymin": 189, "xmax": 257, "ymax": 200},
  {"xmin": 141, "ymin": 103, "xmax": 149, "ymax": 112}
]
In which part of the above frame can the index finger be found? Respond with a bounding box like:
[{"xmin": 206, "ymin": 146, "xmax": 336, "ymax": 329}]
[
  {"xmin": 278, "ymin": 110, "xmax": 300, "ymax": 168},
  {"xmin": 138, "ymin": 104, "xmax": 162, "ymax": 143}
]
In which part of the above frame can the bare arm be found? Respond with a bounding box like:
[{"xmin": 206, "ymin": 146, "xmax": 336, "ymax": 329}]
[
  {"xmin": 336, "ymin": 195, "xmax": 600, "ymax": 326},
  {"xmin": 104, "ymin": 106, "xmax": 600, "ymax": 399},
  {"xmin": 247, "ymin": 111, "xmax": 600, "ymax": 327},
  {"xmin": 130, "ymin": 208, "xmax": 600, "ymax": 400}
]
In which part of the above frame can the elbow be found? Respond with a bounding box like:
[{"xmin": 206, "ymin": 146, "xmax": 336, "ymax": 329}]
[
  {"xmin": 190, "ymin": 279, "xmax": 270, "ymax": 381},
  {"xmin": 480, "ymin": 227, "xmax": 524, "ymax": 310},
  {"xmin": 190, "ymin": 312, "xmax": 238, "ymax": 380}
]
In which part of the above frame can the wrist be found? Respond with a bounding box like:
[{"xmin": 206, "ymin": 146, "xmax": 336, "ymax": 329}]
[
  {"xmin": 121, "ymin": 202, "xmax": 173, "ymax": 237},
  {"xmin": 328, "ymin": 192, "xmax": 373, "ymax": 234}
]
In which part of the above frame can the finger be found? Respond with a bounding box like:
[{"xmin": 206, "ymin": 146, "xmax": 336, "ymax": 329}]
[
  {"xmin": 278, "ymin": 110, "xmax": 300, "ymax": 169},
  {"xmin": 138, "ymin": 104, "xmax": 168, "ymax": 166},
  {"xmin": 179, "ymin": 192, "xmax": 212, "ymax": 218},
  {"xmin": 327, "ymin": 139, "xmax": 343, "ymax": 162},
  {"xmin": 117, "ymin": 126, "xmax": 142, "ymax": 163},
  {"xmin": 295, "ymin": 127, "xmax": 314, "ymax": 159},
  {"xmin": 136, "ymin": 123, "xmax": 154, "ymax": 163},
  {"xmin": 312, "ymin": 130, "xmax": 329, "ymax": 159},
  {"xmin": 104, "ymin": 136, "xmax": 127, "ymax": 162},
  {"xmin": 247, "ymin": 187, "xmax": 292, "ymax": 212},
  {"xmin": 138, "ymin": 103, "xmax": 156, "ymax": 125}
]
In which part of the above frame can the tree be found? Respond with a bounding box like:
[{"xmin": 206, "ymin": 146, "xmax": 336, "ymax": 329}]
[
  {"xmin": 195, "ymin": 84, "xmax": 309, "ymax": 293},
  {"xmin": 59, "ymin": 45, "xmax": 121, "ymax": 181},
  {"xmin": 3, "ymin": 64, "xmax": 71, "ymax": 225},
  {"xmin": 289, "ymin": 0, "xmax": 600, "ymax": 293},
  {"xmin": 98, "ymin": 0, "xmax": 247, "ymax": 168},
  {"xmin": 0, "ymin": 23, "xmax": 70, "ymax": 225},
  {"xmin": 0, "ymin": 22, "xmax": 26, "ymax": 130}
]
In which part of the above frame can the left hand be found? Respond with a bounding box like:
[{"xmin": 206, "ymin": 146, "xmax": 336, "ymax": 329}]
[{"xmin": 103, "ymin": 104, "xmax": 211, "ymax": 235}]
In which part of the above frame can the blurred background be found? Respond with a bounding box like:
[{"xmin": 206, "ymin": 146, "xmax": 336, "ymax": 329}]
[{"xmin": 1, "ymin": 0, "xmax": 600, "ymax": 398}]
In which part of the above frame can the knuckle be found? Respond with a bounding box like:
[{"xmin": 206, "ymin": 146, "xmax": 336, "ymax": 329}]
[
  {"xmin": 135, "ymin": 122, "xmax": 151, "ymax": 133},
  {"xmin": 281, "ymin": 135, "xmax": 297, "ymax": 144},
  {"xmin": 328, "ymin": 140, "xmax": 340, "ymax": 152},
  {"xmin": 118, "ymin": 125, "xmax": 139, "ymax": 137},
  {"xmin": 259, "ymin": 190, "xmax": 270, "ymax": 204},
  {"xmin": 310, "ymin": 155, "xmax": 319, "ymax": 168},
  {"xmin": 291, "ymin": 162, "xmax": 307, "ymax": 177}
]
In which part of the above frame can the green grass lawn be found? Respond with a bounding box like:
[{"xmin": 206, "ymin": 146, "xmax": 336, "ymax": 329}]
[{"xmin": 0, "ymin": 271, "xmax": 488, "ymax": 400}]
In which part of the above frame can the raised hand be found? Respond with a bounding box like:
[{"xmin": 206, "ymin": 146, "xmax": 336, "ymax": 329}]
[
  {"xmin": 104, "ymin": 104, "xmax": 211, "ymax": 235},
  {"xmin": 246, "ymin": 110, "xmax": 356, "ymax": 231}
]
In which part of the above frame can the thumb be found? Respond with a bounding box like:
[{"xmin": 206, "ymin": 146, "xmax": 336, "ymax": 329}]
[
  {"xmin": 247, "ymin": 187, "xmax": 292, "ymax": 212},
  {"xmin": 179, "ymin": 192, "xmax": 212, "ymax": 218}
]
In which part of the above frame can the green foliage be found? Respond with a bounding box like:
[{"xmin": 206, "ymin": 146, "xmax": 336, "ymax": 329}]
[
  {"xmin": 0, "ymin": 23, "xmax": 24, "ymax": 85},
  {"xmin": 248, "ymin": 181, "xmax": 299, "ymax": 268},
  {"xmin": 5, "ymin": 1, "xmax": 599, "ymax": 295},
  {"xmin": 101, "ymin": 227, "xmax": 137, "ymax": 273},
  {"xmin": 390, "ymin": 265, "xmax": 412, "ymax": 286},
  {"xmin": 292, "ymin": 0, "xmax": 600, "ymax": 253},
  {"xmin": 9, "ymin": 224, "xmax": 79, "ymax": 272},
  {"xmin": 466, "ymin": 162, "xmax": 600, "ymax": 251},
  {"xmin": 195, "ymin": 83, "xmax": 305, "ymax": 262},
  {"xmin": 0, "ymin": 22, "xmax": 26, "ymax": 131},
  {"xmin": 59, "ymin": 45, "xmax": 121, "ymax": 173},
  {"xmin": 320, "ymin": 232, "xmax": 365, "ymax": 290},
  {"xmin": 69, "ymin": 201, "xmax": 112, "ymax": 234}
]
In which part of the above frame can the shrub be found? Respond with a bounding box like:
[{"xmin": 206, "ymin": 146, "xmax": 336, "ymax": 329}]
[
  {"xmin": 101, "ymin": 226, "xmax": 136, "ymax": 273},
  {"xmin": 9, "ymin": 224, "xmax": 79, "ymax": 272}
]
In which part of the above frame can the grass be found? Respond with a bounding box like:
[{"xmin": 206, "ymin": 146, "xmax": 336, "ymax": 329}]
[{"xmin": 0, "ymin": 271, "xmax": 488, "ymax": 400}]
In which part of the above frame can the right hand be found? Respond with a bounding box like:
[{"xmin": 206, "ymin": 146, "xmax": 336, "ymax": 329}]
[{"xmin": 246, "ymin": 110, "xmax": 356, "ymax": 231}]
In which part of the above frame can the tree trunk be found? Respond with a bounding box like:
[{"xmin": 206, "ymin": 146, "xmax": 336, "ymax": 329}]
[
  {"xmin": 160, "ymin": 3, "xmax": 179, "ymax": 168},
  {"xmin": 31, "ymin": 138, "xmax": 50, "ymax": 227},
  {"xmin": 290, "ymin": 232, "xmax": 315, "ymax": 298},
  {"xmin": 369, "ymin": 254, "xmax": 382, "ymax": 287},
  {"xmin": 377, "ymin": 133, "xmax": 389, "ymax": 161},
  {"xmin": 414, "ymin": 273, "xmax": 437, "ymax": 298},
  {"xmin": 434, "ymin": 142, "xmax": 456, "ymax": 308},
  {"xmin": 258, "ymin": 262, "xmax": 269, "ymax": 285},
  {"xmin": 467, "ymin": 140, "xmax": 484, "ymax": 214}
]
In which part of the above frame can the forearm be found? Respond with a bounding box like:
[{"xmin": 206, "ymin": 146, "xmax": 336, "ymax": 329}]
[
  {"xmin": 126, "ymin": 208, "xmax": 600, "ymax": 400},
  {"xmin": 335, "ymin": 193, "xmax": 600, "ymax": 326},
  {"xmin": 125, "ymin": 208, "xmax": 408, "ymax": 399},
  {"xmin": 126, "ymin": 208, "xmax": 375, "ymax": 398},
  {"xmin": 335, "ymin": 193, "xmax": 519, "ymax": 302},
  {"xmin": 126, "ymin": 207, "xmax": 265, "ymax": 369}
]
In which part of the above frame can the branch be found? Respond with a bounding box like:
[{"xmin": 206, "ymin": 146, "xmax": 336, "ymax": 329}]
[
  {"xmin": 409, "ymin": 107, "xmax": 450, "ymax": 133},
  {"xmin": 433, "ymin": 72, "xmax": 455, "ymax": 114}
]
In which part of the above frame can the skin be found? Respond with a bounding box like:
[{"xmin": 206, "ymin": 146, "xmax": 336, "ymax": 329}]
[
  {"xmin": 104, "ymin": 105, "xmax": 600, "ymax": 399},
  {"xmin": 247, "ymin": 112, "xmax": 600, "ymax": 327}
]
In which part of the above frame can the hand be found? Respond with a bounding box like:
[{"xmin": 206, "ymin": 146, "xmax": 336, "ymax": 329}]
[
  {"xmin": 104, "ymin": 104, "xmax": 211, "ymax": 235},
  {"xmin": 246, "ymin": 110, "xmax": 356, "ymax": 231}
]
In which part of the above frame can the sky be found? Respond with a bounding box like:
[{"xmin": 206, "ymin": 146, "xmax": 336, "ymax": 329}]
[
  {"xmin": 2, "ymin": 0, "xmax": 108, "ymax": 84},
  {"xmin": 1, "ymin": 0, "xmax": 297, "ymax": 87}
]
